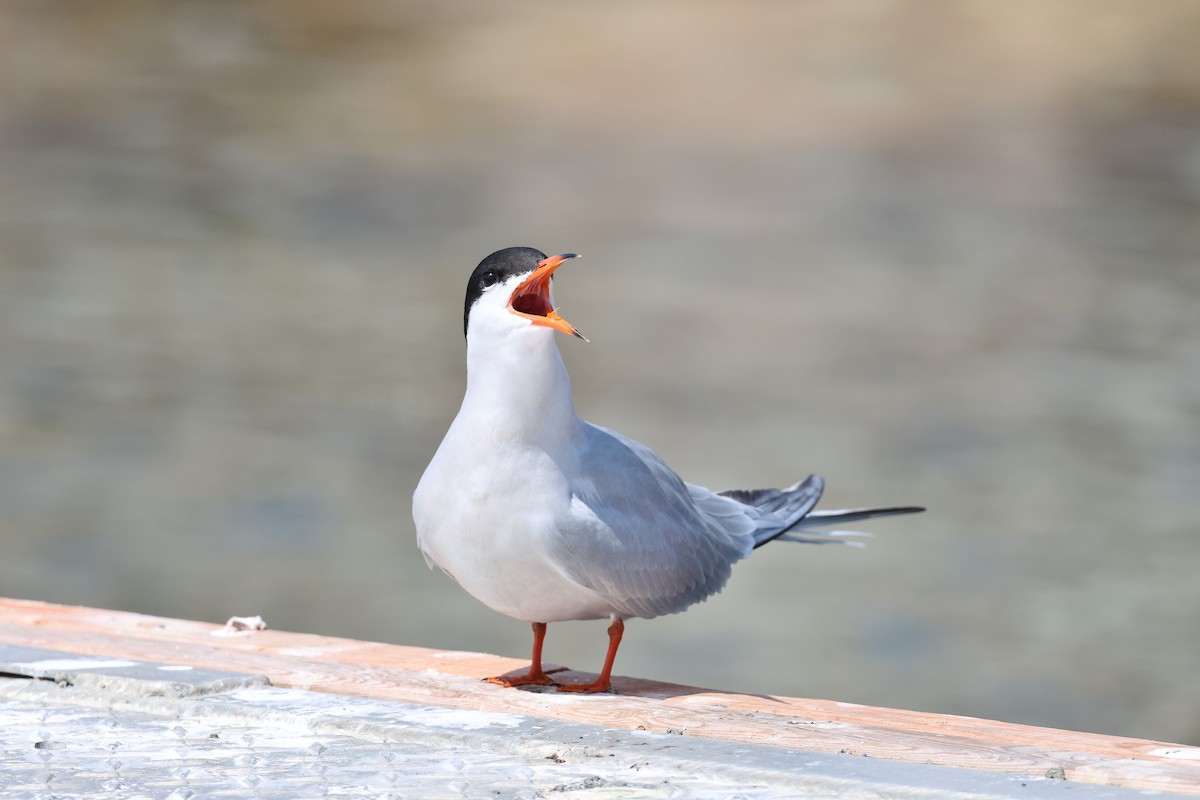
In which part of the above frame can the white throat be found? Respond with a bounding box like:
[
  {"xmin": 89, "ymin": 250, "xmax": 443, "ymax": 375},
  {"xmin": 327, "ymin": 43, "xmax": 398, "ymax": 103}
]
[{"xmin": 462, "ymin": 323, "xmax": 580, "ymax": 447}]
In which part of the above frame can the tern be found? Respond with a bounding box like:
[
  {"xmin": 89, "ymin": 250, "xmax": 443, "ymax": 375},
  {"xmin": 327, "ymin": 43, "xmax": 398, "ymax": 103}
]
[{"xmin": 413, "ymin": 247, "xmax": 923, "ymax": 693}]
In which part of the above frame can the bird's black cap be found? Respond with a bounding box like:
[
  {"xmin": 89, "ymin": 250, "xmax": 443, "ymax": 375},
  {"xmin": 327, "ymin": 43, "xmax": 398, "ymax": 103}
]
[{"xmin": 464, "ymin": 247, "xmax": 547, "ymax": 337}]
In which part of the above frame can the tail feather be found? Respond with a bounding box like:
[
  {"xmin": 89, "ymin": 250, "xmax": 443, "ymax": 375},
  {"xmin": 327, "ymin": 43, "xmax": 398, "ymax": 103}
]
[
  {"xmin": 775, "ymin": 531, "xmax": 870, "ymax": 547},
  {"xmin": 719, "ymin": 475, "xmax": 924, "ymax": 549},
  {"xmin": 718, "ymin": 481, "xmax": 819, "ymax": 518},
  {"xmin": 720, "ymin": 475, "xmax": 824, "ymax": 549},
  {"xmin": 799, "ymin": 505, "xmax": 927, "ymax": 527}
]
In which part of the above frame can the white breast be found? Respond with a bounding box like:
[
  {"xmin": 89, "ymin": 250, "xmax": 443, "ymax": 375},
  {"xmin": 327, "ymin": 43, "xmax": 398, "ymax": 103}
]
[{"xmin": 413, "ymin": 421, "xmax": 615, "ymax": 623}]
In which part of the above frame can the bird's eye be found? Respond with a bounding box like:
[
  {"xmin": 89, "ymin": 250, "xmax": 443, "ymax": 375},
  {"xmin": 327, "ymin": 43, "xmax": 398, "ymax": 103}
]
[{"xmin": 481, "ymin": 270, "xmax": 498, "ymax": 288}]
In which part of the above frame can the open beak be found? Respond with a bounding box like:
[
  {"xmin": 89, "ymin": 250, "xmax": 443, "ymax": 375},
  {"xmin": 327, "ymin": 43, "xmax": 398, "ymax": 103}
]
[{"xmin": 508, "ymin": 253, "xmax": 587, "ymax": 340}]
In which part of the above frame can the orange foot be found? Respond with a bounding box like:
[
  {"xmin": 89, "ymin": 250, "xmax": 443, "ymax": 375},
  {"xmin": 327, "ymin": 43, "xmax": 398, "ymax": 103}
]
[
  {"xmin": 484, "ymin": 665, "xmax": 568, "ymax": 688},
  {"xmin": 555, "ymin": 677, "xmax": 612, "ymax": 694}
]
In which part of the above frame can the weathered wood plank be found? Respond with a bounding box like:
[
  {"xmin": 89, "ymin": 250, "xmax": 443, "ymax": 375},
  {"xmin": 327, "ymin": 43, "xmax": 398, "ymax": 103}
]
[{"xmin": 0, "ymin": 597, "xmax": 1195, "ymax": 795}]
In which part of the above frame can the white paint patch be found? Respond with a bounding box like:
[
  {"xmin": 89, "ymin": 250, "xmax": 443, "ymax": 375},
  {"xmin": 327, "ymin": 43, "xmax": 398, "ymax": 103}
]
[
  {"xmin": 223, "ymin": 686, "xmax": 530, "ymax": 730},
  {"xmin": 157, "ymin": 665, "xmax": 194, "ymax": 672},
  {"xmin": 393, "ymin": 706, "xmax": 526, "ymax": 730},
  {"xmin": 14, "ymin": 659, "xmax": 139, "ymax": 671},
  {"xmin": 1150, "ymin": 747, "xmax": 1200, "ymax": 760},
  {"xmin": 145, "ymin": 737, "xmax": 326, "ymax": 761},
  {"xmin": 227, "ymin": 687, "xmax": 311, "ymax": 704},
  {"xmin": 211, "ymin": 615, "xmax": 268, "ymax": 637}
]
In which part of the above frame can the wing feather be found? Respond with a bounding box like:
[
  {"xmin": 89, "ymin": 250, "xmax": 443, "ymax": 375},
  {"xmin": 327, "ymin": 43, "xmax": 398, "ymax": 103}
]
[{"xmin": 548, "ymin": 424, "xmax": 755, "ymax": 619}]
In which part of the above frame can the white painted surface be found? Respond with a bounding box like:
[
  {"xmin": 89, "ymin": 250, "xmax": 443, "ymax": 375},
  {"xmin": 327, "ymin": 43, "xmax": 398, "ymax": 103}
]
[{"xmin": 12, "ymin": 658, "xmax": 139, "ymax": 671}]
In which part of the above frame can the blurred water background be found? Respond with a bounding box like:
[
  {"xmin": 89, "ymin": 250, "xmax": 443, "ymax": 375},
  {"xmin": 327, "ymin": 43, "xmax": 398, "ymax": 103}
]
[{"xmin": 1, "ymin": 1, "xmax": 1198, "ymax": 745}]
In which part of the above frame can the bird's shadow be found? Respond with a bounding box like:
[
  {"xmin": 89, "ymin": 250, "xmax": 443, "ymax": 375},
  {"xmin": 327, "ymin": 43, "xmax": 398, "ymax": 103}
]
[{"xmin": 496, "ymin": 664, "xmax": 783, "ymax": 703}]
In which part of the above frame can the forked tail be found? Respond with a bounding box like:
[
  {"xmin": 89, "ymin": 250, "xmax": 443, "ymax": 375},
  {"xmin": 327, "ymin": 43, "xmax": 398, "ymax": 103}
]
[{"xmin": 718, "ymin": 475, "xmax": 924, "ymax": 549}]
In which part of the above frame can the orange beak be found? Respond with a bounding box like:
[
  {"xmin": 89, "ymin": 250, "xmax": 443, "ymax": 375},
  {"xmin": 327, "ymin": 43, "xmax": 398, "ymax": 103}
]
[{"xmin": 508, "ymin": 253, "xmax": 586, "ymax": 340}]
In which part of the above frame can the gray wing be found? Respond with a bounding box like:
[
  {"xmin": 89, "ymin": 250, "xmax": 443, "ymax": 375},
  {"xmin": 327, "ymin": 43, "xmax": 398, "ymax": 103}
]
[{"xmin": 549, "ymin": 423, "xmax": 757, "ymax": 620}]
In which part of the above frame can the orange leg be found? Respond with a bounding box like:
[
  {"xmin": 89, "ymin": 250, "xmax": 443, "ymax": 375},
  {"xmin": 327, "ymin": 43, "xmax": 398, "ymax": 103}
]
[
  {"xmin": 557, "ymin": 618, "xmax": 624, "ymax": 694},
  {"xmin": 485, "ymin": 622, "xmax": 558, "ymax": 687}
]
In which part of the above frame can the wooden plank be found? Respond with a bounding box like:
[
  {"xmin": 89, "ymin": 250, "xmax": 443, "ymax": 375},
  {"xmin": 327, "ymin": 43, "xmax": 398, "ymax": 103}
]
[{"xmin": 1, "ymin": 597, "xmax": 1196, "ymax": 795}]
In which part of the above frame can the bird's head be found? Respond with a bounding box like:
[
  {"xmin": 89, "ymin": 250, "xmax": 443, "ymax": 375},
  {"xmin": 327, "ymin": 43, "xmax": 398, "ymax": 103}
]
[{"xmin": 463, "ymin": 247, "xmax": 585, "ymax": 344}]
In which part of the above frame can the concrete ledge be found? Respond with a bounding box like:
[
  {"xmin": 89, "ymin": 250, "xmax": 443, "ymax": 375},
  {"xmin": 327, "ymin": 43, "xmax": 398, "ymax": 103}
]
[
  {"xmin": 0, "ymin": 642, "xmax": 270, "ymax": 697},
  {"xmin": 0, "ymin": 597, "xmax": 1196, "ymax": 797}
]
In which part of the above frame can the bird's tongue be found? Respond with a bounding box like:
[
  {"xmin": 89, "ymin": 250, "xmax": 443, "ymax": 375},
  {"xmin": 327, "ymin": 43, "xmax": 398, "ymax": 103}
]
[{"xmin": 509, "ymin": 253, "xmax": 586, "ymax": 340}]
